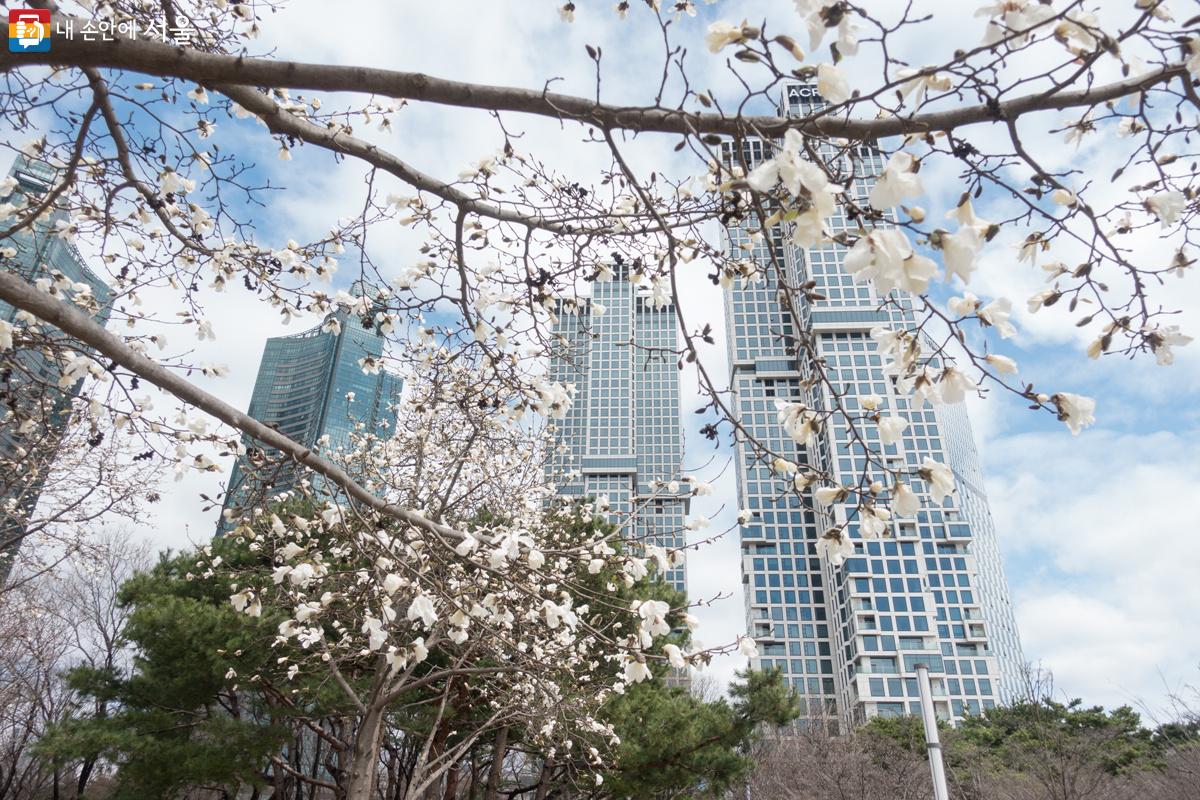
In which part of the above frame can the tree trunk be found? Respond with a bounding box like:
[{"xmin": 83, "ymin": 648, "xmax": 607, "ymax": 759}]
[
  {"xmin": 482, "ymin": 727, "xmax": 509, "ymax": 800},
  {"xmin": 345, "ymin": 705, "xmax": 388, "ymax": 800}
]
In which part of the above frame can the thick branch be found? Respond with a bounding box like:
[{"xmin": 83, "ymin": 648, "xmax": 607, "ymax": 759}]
[
  {"xmin": 0, "ymin": 270, "xmax": 469, "ymax": 545},
  {"xmin": 0, "ymin": 21, "xmax": 1183, "ymax": 139}
]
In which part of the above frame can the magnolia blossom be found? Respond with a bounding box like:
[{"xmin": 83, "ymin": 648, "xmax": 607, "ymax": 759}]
[
  {"xmin": 878, "ymin": 415, "xmax": 908, "ymax": 445},
  {"xmin": 746, "ymin": 132, "xmax": 842, "ymax": 243},
  {"xmin": 662, "ymin": 643, "xmax": 686, "ymax": 669},
  {"xmin": 1146, "ymin": 191, "xmax": 1186, "ymax": 228},
  {"xmin": 1052, "ymin": 392, "xmax": 1097, "ymax": 435},
  {"xmin": 868, "ymin": 152, "xmax": 923, "ymax": 210},
  {"xmin": 737, "ymin": 635, "xmax": 759, "ymax": 659},
  {"xmin": 814, "ymin": 485, "xmax": 847, "ymax": 506},
  {"xmin": 624, "ymin": 658, "xmax": 652, "ymax": 684},
  {"xmin": 799, "ymin": 0, "xmax": 858, "ymax": 55},
  {"xmin": 986, "ymin": 353, "xmax": 1019, "ymax": 374},
  {"xmin": 948, "ymin": 293, "xmax": 981, "ymax": 318},
  {"xmin": 1051, "ymin": 188, "xmax": 1077, "ymax": 207},
  {"xmin": 775, "ymin": 399, "xmax": 820, "ymax": 446},
  {"xmin": 771, "ymin": 457, "xmax": 797, "ymax": 475},
  {"xmin": 1027, "ymin": 288, "xmax": 1058, "ymax": 314},
  {"xmin": 940, "ymin": 226, "xmax": 982, "ymax": 284},
  {"xmin": 1148, "ymin": 325, "xmax": 1193, "ymax": 366},
  {"xmin": 937, "ymin": 366, "xmax": 976, "ymax": 404},
  {"xmin": 816, "ymin": 63, "xmax": 851, "ymax": 104},
  {"xmin": 737, "ymin": 508, "xmax": 754, "ymax": 525},
  {"xmin": 979, "ymin": 298, "xmax": 1017, "ymax": 338},
  {"xmin": 815, "ymin": 529, "xmax": 855, "ymax": 565},
  {"xmin": 892, "ymin": 482, "xmax": 920, "ymax": 517},
  {"xmin": 406, "ymin": 592, "xmax": 438, "ymax": 628},
  {"xmin": 844, "ymin": 229, "xmax": 938, "ymax": 295},
  {"xmin": 706, "ymin": 20, "xmax": 749, "ymax": 53},
  {"xmin": 859, "ymin": 506, "xmax": 891, "ymax": 538},
  {"xmin": 921, "ymin": 458, "xmax": 956, "ymax": 502},
  {"xmin": 895, "ymin": 67, "xmax": 952, "ymax": 104},
  {"xmin": 977, "ymin": 0, "xmax": 1056, "ymax": 46}
]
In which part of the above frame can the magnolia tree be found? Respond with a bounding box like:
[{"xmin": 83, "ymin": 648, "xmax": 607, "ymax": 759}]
[
  {"xmin": 0, "ymin": 0, "xmax": 1197, "ymax": 792},
  {"xmin": 207, "ymin": 363, "xmax": 706, "ymax": 797}
]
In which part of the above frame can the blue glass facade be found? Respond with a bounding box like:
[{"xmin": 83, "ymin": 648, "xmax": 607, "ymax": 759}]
[
  {"xmin": 1, "ymin": 157, "xmax": 113, "ymax": 584},
  {"xmin": 548, "ymin": 264, "xmax": 688, "ymax": 592},
  {"xmin": 222, "ymin": 307, "xmax": 402, "ymax": 518},
  {"xmin": 725, "ymin": 84, "xmax": 1023, "ymax": 727}
]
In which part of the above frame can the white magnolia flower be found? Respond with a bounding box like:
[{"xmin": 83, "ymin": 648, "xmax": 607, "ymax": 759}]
[
  {"xmin": 878, "ymin": 415, "xmax": 908, "ymax": 446},
  {"xmin": 1185, "ymin": 34, "xmax": 1200, "ymax": 80},
  {"xmin": 1051, "ymin": 188, "xmax": 1077, "ymax": 207},
  {"xmin": 737, "ymin": 509, "xmax": 754, "ymax": 525},
  {"xmin": 1148, "ymin": 325, "xmax": 1193, "ymax": 366},
  {"xmin": 892, "ymin": 482, "xmax": 920, "ymax": 517},
  {"xmin": 977, "ymin": 0, "xmax": 1056, "ymax": 46},
  {"xmin": 948, "ymin": 293, "xmax": 981, "ymax": 318},
  {"xmin": 624, "ymin": 658, "xmax": 652, "ymax": 683},
  {"xmin": 814, "ymin": 485, "xmax": 847, "ymax": 506},
  {"xmin": 986, "ymin": 353, "xmax": 1019, "ymax": 374},
  {"xmin": 1027, "ymin": 288, "xmax": 1058, "ymax": 314},
  {"xmin": 940, "ymin": 226, "xmax": 982, "ymax": 284},
  {"xmin": 920, "ymin": 458, "xmax": 956, "ymax": 502},
  {"xmin": 230, "ymin": 590, "xmax": 253, "ymax": 613},
  {"xmin": 278, "ymin": 542, "xmax": 305, "ymax": 561},
  {"xmin": 706, "ymin": 20, "xmax": 748, "ymax": 53},
  {"xmin": 737, "ymin": 636, "xmax": 759, "ymax": 658},
  {"xmin": 869, "ymin": 152, "xmax": 923, "ymax": 210},
  {"xmin": 816, "ymin": 529, "xmax": 855, "ymax": 565},
  {"xmin": 978, "ymin": 297, "xmax": 1017, "ymax": 338},
  {"xmin": 1145, "ymin": 191, "xmax": 1186, "ymax": 228},
  {"xmin": 1052, "ymin": 392, "xmax": 1096, "ymax": 435},
  {"xmin": 801, "ymin": 0, "xmax": 858, "ymax": 55},
  {"xmin": 406, "ymin": 592, "xmax": 438, "ymax": 628},
  {"xmin": 816, "ymin": 63, "xmax": 851, "ymax": 104},
  {"xmin": 938, "ymin": 366, "xmax": 976, "ymax": 404},
  {"xmin": 845, "ymin": 229, "xmax": 938, "ymax": 295},
  {"xmin": 859, "ymin": 506, "xmax": 891, "ymax": 538},
  {"xmin": 775, "ymin": 399, "xmax": 820, "ymax": 446},
  {"xmin": 0, "ymin": 320, "xmax": 13, "ymax": 351},
  {"xmin": 895, "ymin": 67, "xmax": 952, "ymax": 105},
  {"xmin": 861, "ymin": 394, "xmax": 882, "ymax": 411},
  {"xmin": 361, "ymin": 616, "xmax": 387, "ymax": 651},
  {"xmin": 186, "ymin": 85, "xmax": 209, "ymax": 104},
  {"xmin": 662, "ymin": 643, "xmax": 687, "ymax": 669}
]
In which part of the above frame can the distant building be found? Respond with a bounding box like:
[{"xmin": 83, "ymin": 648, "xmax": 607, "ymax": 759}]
[
  {"xmin": 547, "ymin": 262, "xmax": 688, "ymax": 592},
  {"xmin": 221, "ymin": 303, "xmax": 402, "ymax": 523},
  {"xmin": 724, "ymin": 83, "xmax": 1024, "ymax": 728},
  {"xmin": 0, "ymin": 156, "xmax": 113, "ymax": 585}
]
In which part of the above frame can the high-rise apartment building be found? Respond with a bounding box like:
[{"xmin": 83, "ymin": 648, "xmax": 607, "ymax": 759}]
[
  {"xmin": 547, "ymin": 262, "xmax": 688, "ymax": 592},
  {"xmin": 725, "ymin": 84, "xmax": 1024, "ymax": 728},
  {"xmin": 221, "ymin": 302, "xmax": 403, "ymax": 520},
  {"xmin": 0, "ymin": 156, "xmax": 113, "ymax": 585}
]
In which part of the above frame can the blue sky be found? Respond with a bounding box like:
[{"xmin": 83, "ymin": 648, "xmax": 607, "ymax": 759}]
[{"xmin": 19, "ymin": 0, "xmax": 1196, "ymax": 717}]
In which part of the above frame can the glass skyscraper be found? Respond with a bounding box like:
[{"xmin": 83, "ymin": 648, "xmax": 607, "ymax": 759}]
[
  {"xmin": 547, "ymin": 262, "xmax": 687, "ymax": 592},
  {"xmin": 1, "ymin": 156, "xmax": 113, "ymax": 585},
  {"xmin": 221, "ymin": 303, "xmax": 403, "ymax": 520},
  {"xmin": 725, "ymin": 84, "xmax": 1023, "ymax": 727}
]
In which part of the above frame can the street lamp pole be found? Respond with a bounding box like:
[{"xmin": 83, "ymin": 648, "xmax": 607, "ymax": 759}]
[{"xmin": 916, "ymin": 663, "xmax": 950, "ymax": 800}]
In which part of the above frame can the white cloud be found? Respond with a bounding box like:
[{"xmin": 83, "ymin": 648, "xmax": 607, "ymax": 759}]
[{"xmin": 983, "ymin": 427, "xmax": 1200, "ymax": 710}]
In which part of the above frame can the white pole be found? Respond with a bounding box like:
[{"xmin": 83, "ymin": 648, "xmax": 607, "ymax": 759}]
[{"xmin": 915, "ymin": 664, "xmax": 950, "ymax": 800}]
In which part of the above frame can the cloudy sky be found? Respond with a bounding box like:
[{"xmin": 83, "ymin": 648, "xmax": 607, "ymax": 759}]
[{"xmin": 21, "ymin": 0, "xmax": 1196, "ymax": 718}]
